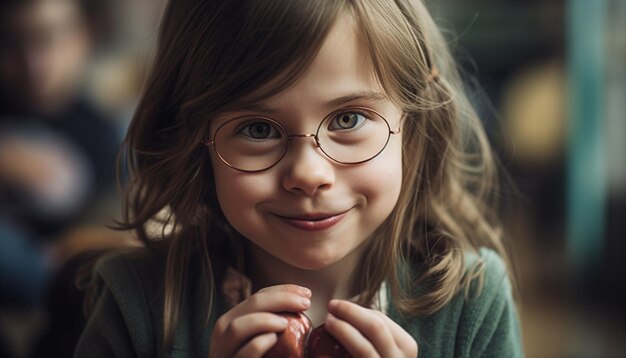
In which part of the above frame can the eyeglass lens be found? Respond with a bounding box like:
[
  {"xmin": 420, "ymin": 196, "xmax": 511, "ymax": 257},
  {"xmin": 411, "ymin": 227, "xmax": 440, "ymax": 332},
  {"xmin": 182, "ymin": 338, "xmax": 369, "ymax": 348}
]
[{"xmin": 212, "ymin": 108, "xmax": 393, "ymax": 172}]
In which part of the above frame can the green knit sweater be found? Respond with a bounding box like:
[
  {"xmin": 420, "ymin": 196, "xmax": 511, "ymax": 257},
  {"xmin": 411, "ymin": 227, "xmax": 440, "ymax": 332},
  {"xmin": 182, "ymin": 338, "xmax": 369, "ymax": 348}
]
[{"xmin": 74, "ymin": 248, "xmax": 523, "ymax": 357}]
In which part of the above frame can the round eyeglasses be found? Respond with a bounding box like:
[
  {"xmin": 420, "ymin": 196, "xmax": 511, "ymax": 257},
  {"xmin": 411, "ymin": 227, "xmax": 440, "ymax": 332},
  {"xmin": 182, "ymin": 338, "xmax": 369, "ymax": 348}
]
[{"xmin": 204, "ymin": 107, "xmax": 400, "ymax": 173}]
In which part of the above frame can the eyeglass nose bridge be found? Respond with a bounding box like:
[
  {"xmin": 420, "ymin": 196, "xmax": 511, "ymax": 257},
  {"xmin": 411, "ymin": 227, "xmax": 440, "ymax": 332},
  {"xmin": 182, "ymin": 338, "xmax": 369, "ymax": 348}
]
[
  {"xmin": 288, "ymin": 133, "xmax": 317, "ymax": 139},
  {"xmin": 287, "ymin": 133, "xmax": 320, "ymax": 146},
  {"xmin": 289, "ymin": 134, "xmax": 316, "ymax": 138}
]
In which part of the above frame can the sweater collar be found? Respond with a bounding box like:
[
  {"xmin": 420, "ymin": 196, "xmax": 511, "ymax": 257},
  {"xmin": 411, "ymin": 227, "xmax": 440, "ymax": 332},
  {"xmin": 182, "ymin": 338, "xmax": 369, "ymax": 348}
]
[{"xmin": 221, "ymin": 266, "xmax": 389, "ymax": 314}]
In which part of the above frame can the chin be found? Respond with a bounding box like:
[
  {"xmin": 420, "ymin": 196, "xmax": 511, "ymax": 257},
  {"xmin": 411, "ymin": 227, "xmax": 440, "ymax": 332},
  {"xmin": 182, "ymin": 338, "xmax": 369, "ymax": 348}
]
[
  {"xmin": 280, "ymin": 250, "xmax": 349, "ymax": 271},
  {"xmin": 282, "ymin": 257, "xmax": 336, "ymax": 271}
]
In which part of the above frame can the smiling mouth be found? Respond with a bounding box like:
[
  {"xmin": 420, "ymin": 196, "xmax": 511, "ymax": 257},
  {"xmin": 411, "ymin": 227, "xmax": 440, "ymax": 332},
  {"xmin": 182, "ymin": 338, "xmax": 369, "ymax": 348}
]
[{"xmin": 274, "ymin": 211, "xmax": 349, "ymax": 231}]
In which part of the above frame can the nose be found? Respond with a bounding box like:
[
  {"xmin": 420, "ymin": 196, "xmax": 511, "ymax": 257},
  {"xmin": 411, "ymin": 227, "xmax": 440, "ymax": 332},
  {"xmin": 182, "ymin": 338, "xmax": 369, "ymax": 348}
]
[{"xmin": 281, "ymin": 136, "xmax": 335, "ymax": 197}]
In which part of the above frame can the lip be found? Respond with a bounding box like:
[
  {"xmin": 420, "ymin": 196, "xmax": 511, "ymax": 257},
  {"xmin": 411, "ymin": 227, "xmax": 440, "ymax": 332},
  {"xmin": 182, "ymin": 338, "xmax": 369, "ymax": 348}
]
[{"xmin": 273, "ymin": 210, "xmax": 349, "ymax": 231}]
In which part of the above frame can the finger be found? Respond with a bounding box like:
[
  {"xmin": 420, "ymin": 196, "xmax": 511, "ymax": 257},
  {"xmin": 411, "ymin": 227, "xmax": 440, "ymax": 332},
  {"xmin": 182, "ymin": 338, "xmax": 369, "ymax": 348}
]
[
  {"xmin": 325, "ymin": 313, "xmax": 379, "ymax": 358},
  {"xmin": 223, "ymin": 312, "xmax": 289, "ymax": 344},
  {"xmin": 371, "ymin": 310, "xmax": 418, "ymax": 355},
  {"xmin": 233, "ymin": 332, "xmax": 278, "ymax": 358},
  {"xmin": 238, "ymin": 290, "xmax": 311, "ymax": 314},
  {"xmin": 257, "ymin": 284, "xmax": 311, "ymax": 297},
  {"xmin": 212, "ymin": 313, "xmax": 288, "ymax": 357},
  {"xmin": 211, "ymin": 285, "xmax": 311, "ymax": 356},
  {"xmin": 328, "ymin": 300, "xmax": 399, "ymax": 356},
  {"xmin": 217, "ymin": 289, "xmax": 311, "ymax": 331}
]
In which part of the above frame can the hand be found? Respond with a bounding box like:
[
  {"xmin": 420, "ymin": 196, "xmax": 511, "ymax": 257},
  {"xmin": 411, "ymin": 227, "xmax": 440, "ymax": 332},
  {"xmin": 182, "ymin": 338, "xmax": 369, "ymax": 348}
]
[
  {"xmin": 324, "ymin": 299, "xmax": 418, "ymax": 358},
  {"xmin": 208, "ymin": 284, "xmax": 312, "ymax": 358}
]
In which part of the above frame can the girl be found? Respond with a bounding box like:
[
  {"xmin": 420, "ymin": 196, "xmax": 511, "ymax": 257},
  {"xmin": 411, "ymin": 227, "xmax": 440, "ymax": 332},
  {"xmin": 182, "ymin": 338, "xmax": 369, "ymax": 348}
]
[{"xmin": 75, "ymin": 0, "xmax": 523, "ymax": 357}]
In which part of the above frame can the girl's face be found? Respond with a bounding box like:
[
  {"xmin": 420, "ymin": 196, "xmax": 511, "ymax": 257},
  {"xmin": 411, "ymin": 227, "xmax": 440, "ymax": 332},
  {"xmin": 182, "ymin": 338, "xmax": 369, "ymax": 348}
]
[{"xmin": 210, "ymin": 13, "xmax": 403, "ymax": 271}]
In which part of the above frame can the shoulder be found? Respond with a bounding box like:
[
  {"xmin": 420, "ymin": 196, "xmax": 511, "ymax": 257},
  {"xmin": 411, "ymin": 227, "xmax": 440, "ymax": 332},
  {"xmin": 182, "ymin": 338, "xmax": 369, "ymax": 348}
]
[
  {"xmin": 75, "ymin": 249, "xmax": 166, "ymax": 357},
  {"xmin": 461, "ymin": 248, "xmax": 516, "ymax": 327},
  {"xmin": 464, "ymin": 247, "xmax": 511, "ymax": 301},
  {"xmin": 459, "ymin": 247, "xmax": 523, "ymax": 357},
  {"xmin": 91, "ymin": 249, "xmax": 167, "ymax": 325},
  {"xmin": 82, "ymin": 248, "xmax": 224, "ymax": 357},
  {"xmin": 92, "ymin": 248, "xmax": 172, "ymax": 326},
  {"xmin": 393, "ymin": 248, "xmax": 524, "ymax": 357},
  {"xmin": 93, "ymin": 250, "xmax": 165, "ymax": 298}
]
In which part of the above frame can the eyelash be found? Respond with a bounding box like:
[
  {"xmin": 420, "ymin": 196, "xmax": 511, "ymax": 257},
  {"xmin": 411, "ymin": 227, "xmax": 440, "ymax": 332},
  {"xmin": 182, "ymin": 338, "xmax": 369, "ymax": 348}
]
[
  {"xmin": 327, "ymin": 110, "xmax": 369, "ymax": 131},
  {"xmin": 220, "ymin": 106, "xmax": 378, "ymax": 134},
  {"xmin": 235, "ymin": 120, "xmax": 282, "ymax": 141}
]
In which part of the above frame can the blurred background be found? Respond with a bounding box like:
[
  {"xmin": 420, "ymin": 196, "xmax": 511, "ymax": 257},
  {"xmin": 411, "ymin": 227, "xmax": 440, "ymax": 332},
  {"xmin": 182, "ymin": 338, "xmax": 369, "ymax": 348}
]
[
  {"xmin": 0, "ymin": 0, "xmax": 624, "ymax": 357},
  {"xmin": 429, "ymin": 0, "xmax": 626, "ymax": 357},
  {"xmin": 0, "ymin": 0, "xmax": 166, "ymax": 356}
]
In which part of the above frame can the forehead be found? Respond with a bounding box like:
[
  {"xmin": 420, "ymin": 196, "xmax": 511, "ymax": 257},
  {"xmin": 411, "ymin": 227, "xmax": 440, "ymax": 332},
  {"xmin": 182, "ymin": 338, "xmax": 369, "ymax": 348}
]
[{"xmin": 227, "ymin": 11, "xmax": 388, "ymax": 116}]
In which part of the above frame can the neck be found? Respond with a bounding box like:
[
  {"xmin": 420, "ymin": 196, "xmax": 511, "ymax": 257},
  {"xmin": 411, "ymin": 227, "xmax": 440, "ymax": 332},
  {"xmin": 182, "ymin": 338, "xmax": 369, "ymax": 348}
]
[{"xmin": 245, "ymin": 243, "xmax": 365, "ymax": 326}]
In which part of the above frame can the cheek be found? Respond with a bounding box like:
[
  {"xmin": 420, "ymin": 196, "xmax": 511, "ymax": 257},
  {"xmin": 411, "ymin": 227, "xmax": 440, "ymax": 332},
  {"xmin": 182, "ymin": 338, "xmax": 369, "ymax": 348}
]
[
  {"xmin": 212, "ymin": 164, "xmax": 275, "ymax": 225},
  {"xmin": 348, "ymin": 137, "xmax": 403, "ymax": 212}
]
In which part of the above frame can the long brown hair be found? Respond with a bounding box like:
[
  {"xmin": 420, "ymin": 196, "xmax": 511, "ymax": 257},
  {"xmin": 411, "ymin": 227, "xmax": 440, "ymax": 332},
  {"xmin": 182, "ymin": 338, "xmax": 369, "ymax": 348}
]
[{"xmin": 120, "ymin": 0, "xmax": 511, "ymax": 349}]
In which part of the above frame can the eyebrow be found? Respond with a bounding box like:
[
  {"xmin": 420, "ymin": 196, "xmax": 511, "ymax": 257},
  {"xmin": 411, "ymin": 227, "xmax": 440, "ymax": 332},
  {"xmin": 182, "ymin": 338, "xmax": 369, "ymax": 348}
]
[
  {"xmin": 234, "ymin": 102, "xmax": 277, "ymax": 115},
  {"xmin": 233, "ymin": 90, "xmax": 389, "ymax": 115},
  {"xmin": 324, "ymin": 91, "xmax": 389, "ymax": 108}
]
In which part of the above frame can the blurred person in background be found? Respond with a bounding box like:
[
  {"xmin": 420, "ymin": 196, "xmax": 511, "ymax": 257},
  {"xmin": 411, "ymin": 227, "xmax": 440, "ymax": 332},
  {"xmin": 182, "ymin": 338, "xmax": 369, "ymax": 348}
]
[{"xmin": 0, "ymin": 0, "xmax": 126, "ymax": 356}]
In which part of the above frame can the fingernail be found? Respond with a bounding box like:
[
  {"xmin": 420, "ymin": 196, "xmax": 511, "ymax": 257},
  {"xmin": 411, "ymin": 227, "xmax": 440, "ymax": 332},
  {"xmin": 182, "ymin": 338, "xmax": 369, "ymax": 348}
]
[
  {"xmin": 328, "ymin": 299, "xmax": 339, "ymax": 309},
  {"xmin": 301, "ymin": 287, "xmax": 312, "ymax": 297},
  {"xmin": 326, "ymin": 313, "xmax": 336, "ymax": 323},
  {"xmin": 300, "ymin": 297, "xmax": 311, "ymax": 306},
  {"xmin": 278, "ymin": 317, "xmax": 289, "ymax": 326}
]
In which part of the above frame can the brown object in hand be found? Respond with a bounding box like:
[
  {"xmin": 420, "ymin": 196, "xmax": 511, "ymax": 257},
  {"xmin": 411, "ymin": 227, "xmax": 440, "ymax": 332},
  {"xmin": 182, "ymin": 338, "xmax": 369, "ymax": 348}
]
[
  {"xmin": 307, "ymin": 324, "xmax": 351, "ymax": 358},
  {"xmin": 264, "ymin": 312, "xmax": 313, "ymax": 358},
  {"xmin": 264, "ymin": 312, "xmax": 351, "ymax": 358}
]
